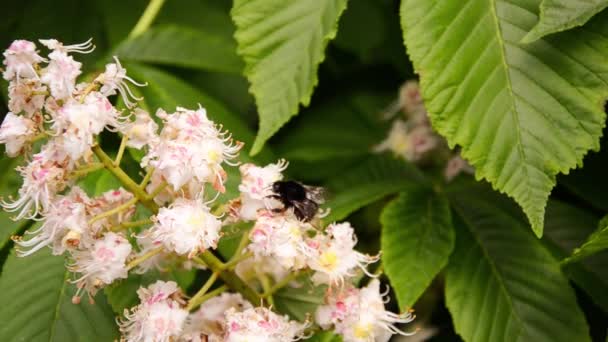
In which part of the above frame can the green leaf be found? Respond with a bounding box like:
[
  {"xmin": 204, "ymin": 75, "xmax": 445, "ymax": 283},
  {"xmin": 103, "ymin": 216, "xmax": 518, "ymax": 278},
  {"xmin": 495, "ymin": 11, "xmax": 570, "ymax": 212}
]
[
  {"xmin": 380, "ymin": 187, "xmax": 454, "ymax": 310},
  {"xmin": 523, "ymin": 0, "xmax": 608, "ymax": 43},
  {"xmin": 564, "ymin": 220, "xmax": 608, "ymax": 264},
  {"xmin": 274, "ymin": 280, "xmax": 326, "ymax": 322},
  {"xmin": 231, "ymin": 0, "xmax": 349, "ymax": 154},
  {"xmin": 401, "ymin": 0, "xmax": 608, "ymax": 236},
  {"xmin": 94, "ymin": 171, "xmax": 123, "ymax": 195},
  {"xmin": 543, "ymin": 200, "xmax": 608, "ymax": 311},
  {"xmin": 0, "ymin": 249, "xmax": 118, "ymax": 341},
  {"xmin": 323, "ymin": 155, "xmax": 425, "ymax": 222},
  {"xmin": 115, "ymin": 25, "xmax": 243, "ymax": 74},
  {"xmin": 445, "ymin": 193, "xmax": 590, "ymax": 341}
]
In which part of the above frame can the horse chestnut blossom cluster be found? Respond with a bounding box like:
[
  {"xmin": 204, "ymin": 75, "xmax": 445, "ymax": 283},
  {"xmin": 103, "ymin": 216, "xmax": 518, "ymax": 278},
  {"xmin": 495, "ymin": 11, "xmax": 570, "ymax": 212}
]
[
  {"xmin": 0, "ymin": 39, "xmax": 416, "ymax": 341},
  {"xmin": 377, "ymin": 80, "xmax": 474, "ymax": 181}
]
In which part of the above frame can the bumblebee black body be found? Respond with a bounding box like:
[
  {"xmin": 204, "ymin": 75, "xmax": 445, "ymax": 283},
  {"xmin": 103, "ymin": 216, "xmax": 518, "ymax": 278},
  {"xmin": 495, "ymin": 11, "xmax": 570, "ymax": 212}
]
[{"xmin": 268, "ymin": 180, "xmax": 324, "ymax": 222}]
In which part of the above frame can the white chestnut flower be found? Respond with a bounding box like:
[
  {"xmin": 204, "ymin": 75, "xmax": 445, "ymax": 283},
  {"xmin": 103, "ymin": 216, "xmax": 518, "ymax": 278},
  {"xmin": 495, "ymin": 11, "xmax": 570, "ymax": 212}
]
[
  {"xmin": 119, "ymin": 280, "xmax": 188, "ymax": 342},
  {"xmin": 39, "ymin": 38, "xmax": 95, "ymax": 54},
  {"xmin": 235, "ymin": 255, "xmax": 290, "ymax": 288},
  {"xmin": 307, "ymin": 222, "xmax": 378, "ymax": 286},
  {"xmin": 2, "ymin": 40, "xmax": 45, "ymax": 81},
  {"xmin": 14, "ymin": 187, "xmax": 90, "ymax": 257},
  {"xmin": 444, "ymin": 154, "xmax": 474, "ymax": 182},
  {"xmin": 8, "ymin": 79, "xmax": 47, "ymax": 116},
  {"xmin": 69, "ymin": 232, "xmax": 132, "ymax": 302},
  {"xmin": 0, "ymin": 142, "xmax": 70, "ymax": 220},
  {"xmin": 86, "ymin": 188, "xmax": 136, "ymax": 231},
  {"xmin": 233, "ymin": 160, "xmax": 288, "ymax": 221},
  {"xmin": 132, "ymin": 234, "xmax": 166, "ymax": 275},
  {"xmin": 0, "ymin": 112, "xmax": 36, "ymax": 157},
  {"xmin": 315, "ymin": 279, "xmax": 415, "ymax": 342},
  {"xmin": 150, "ymin": 198, "xmax": 221, "ymax": 257},
  {"xmin": 247, "ymin": 210, "xmax": 312, "ymax": 271},
  {"xmin": 137, "ymin": 280, "xmax": 182, "ymax": 306},
  {"xmin": 120, "ymin": 108, "xmax": 159, "ymax": 149},
  {"xmin": 373, "ymin": 119, "xmax": 440, "ymax": 162},
  {"xmin": 51, "ymin": 92, "xmax": 123, "ymax": 160},
  {"xmin": 182, "ymin": 292, "xmax": 253, "ymax": 341},
  {"xmin": 96, "ymin": 56, "xmax": 146, "ymax": 108},
  {"xmin": 398, "ymin": 80, "xmax": 427, "ymax": 120},
  {"xmin": 142, "ymin": 107, "xmax": 242, "ymax": 193},
  {"xmin": 40, "ymin": 50, "xmax": 82, "ymax": 100},
  {"xmin": 224, "ymin": 306, "xmax": 307, "ymax": 342}
]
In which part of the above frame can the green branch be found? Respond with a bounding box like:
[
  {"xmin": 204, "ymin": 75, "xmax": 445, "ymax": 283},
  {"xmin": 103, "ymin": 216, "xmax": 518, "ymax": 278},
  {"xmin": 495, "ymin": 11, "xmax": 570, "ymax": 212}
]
[{"xmin": 128, "ymin": 0, "xmax": 166, "ymax": 39}]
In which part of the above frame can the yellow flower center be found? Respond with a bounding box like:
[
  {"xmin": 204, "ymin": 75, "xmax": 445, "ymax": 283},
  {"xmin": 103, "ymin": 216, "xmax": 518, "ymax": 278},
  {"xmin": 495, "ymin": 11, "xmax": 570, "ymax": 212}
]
[
  {"xmin": 354, "ymin": 323, "xmax": 373, "ymax": 339},
  {"xmin": 187, "ymin": 212, "xmax": 206, "ymax": 227},
  {"xmin": 319, "ymin": 250, "xmax": 338, "ymax": 270}
]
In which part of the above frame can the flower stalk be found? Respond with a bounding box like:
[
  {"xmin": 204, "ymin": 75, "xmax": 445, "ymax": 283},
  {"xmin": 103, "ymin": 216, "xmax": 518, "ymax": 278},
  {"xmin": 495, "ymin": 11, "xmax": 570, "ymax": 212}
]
[{"xmin": 186, "ymin": 271, "xmax": 219, "ymax": 311}]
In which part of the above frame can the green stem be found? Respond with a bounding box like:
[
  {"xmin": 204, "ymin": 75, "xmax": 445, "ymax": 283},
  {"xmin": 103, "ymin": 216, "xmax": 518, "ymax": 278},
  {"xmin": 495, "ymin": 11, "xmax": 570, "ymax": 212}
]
[
  {"xmin": 110, "ymin": 218, "xmax": 153, "ymax": 232},
  {"xmin": 186, "ymin": 272, "xmax": 219, "ymax": 311},
  {"xmin": 139, "ymin": 167, "xmax": 155, "ymax": 188},
  {"xmin": 188, "ymin": 285, "xmax": 228, "ymax": 310},
  {"xmin": 70, "ymin": 162, "xmax": 104, "ymax": 178},
  {"xmin": 128, "ymin": 0, "xmax": 167, "ymax": 39},
  {"xmin": 262, "ymin": 270, "xmax": 305, "ymax": 298},
  {"xmin": 114, "ymin": 136, "xmax": 129, "ymax": 167},
  {"xmin": 148, "ymin": 181, "xmax": 168, "ymax": 199},
  {"xmin": 92, "ymin": 144, "xmax": 159, "ymax": 212},
  {"xmin": 223, "ymin": 251, "xmax": 253, "ymax": 270},
  {"xmin": 127, "ymin": 247, "xmax": 163, "ymax": 270},
  {"xmin": 88, "ymin": 196, "xmax": 138, "ymax": 225},
  {"xmin": 31, "ymin": 132, "xmax": 47, "ymax": 143},
  {"xmin": 260, "ymin": 274, "xmax": 274, "ymax": 307},
  {"xmin": 193, "ymin": 254, "xmax": 261, "ymax": 305}
]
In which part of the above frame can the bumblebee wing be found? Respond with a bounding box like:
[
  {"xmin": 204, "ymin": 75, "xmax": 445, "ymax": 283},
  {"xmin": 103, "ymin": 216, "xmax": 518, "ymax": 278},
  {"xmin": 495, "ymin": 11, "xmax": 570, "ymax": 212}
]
[
  {"xmin": 292, "ymin": 199, "xmax": 319, "ymax": 221},
  {"xmin": 302, "ymin": 185, "xmax": 326, "ymax": 204}
]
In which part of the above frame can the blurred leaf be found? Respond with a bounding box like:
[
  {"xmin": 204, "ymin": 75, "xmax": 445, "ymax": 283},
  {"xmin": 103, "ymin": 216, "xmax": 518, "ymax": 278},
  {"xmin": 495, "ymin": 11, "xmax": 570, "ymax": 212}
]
[
  {"xmin": 333, "ymin": 0, "xmax": 386, "ymax": 61},
  {"xmin": 274, "ymin": 279, "xmax": 326, "ymax": 322},
  {"xmin": 0, "ymin": 249, "xmax": 118, "ymax": 341},
  {"xmin": 543, "ymin": 200, "xmax": 608, "ymax": 312},
  {"xmin": 116, "ymin": 25, "xmax": 243, "ymax": 73},
  {"xmin": 231, "ymin": 0, "xmax": 348, "ymax": 154},
  {"xmin": 558, "ymin": 137, "xmax": 608, "ymax": 212},
  {"xmin": 445, "ymin": 191, "xmax": 590, "ymax": 342},
  {"xmin": 307, "ymin": 331, "xmax": 342, "ymax": 342},
  {"xmin": 381, "ymin": 187, "xmax": 454, "ymax": 310},
  {"xmin": 401, "ymin": 0, "xmax": 608, "ymax": 236},
  {"xmin": 323, "ymin": 155, "xmax": 425, "ymax": 222},
  {"xmin": 2, "ymin": 0, "xmax": 108, "ymax": 70},
  {"xmin": 0, "ymin": 156, "xmax": 27, "ymax": 250},
  {"xmin": 95, "ymin": 0, "xmax": 146, "ymax": 48},
  {"xmin": 523, "ymin": 0, "xmax": 608, "ymax": 43},
  {"xmin": 187, "ymin": 71, "xmax": 254, "ymax": 117},
  {"xmin": 564, "ymin": 220, "xmax": 608, "ymax": 264},
  {"xmin": 273, "ymin": 93, "xmax": 390, "ymax": 162},
  {"xmin": 105, "ymin": 268, "xmax": 196, "ymax": 314}
]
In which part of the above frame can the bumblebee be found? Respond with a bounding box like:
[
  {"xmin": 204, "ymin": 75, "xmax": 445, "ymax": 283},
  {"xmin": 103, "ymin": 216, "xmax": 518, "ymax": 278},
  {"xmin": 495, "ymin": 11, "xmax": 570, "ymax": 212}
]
[{"xmin": 268, "ymin": 180, "xmax": 325, "ymax": 222}]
